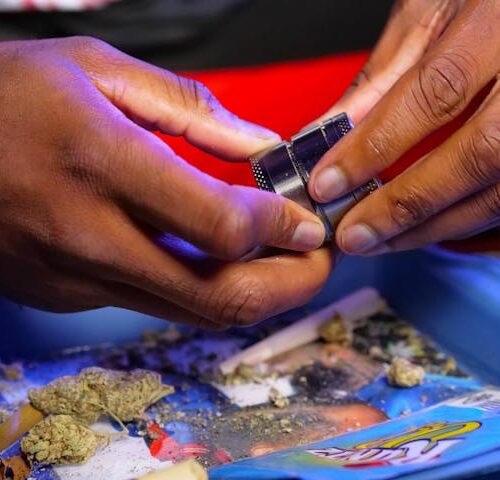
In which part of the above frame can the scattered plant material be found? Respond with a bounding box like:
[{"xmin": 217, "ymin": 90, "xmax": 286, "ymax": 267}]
[
  {"xmin": 319, "ymin": 315, "xmax": 352, "ymax": 346},
  {"xmin": 387, "ymin": 357, "xmax": 425, "ymax": 388},
  {"xmin": 142, "ymin": 325, "xmax": 183, "ymax": 347},
  {"xmin": 269, "ymin": 387, "xmax": 289, "ymax": 409},
  {"xmin": 0, "ymin": 409, "xmax": 8, "ymax": 424},
  {"xmin": 218, "ymin": 363, "xmax": 265, "ymax": 386},
  {"xmin": 0, "ymin": 362, "xmax": 23, "ymax": 381},
  {"xmin": 352, "ymin": 312, "xmax": 462, "ymax": 376}
]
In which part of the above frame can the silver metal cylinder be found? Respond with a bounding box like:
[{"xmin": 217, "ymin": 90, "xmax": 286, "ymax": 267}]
[{"xmin": 250, "ymin": 113, "xmax": 380, "ymax": 241}]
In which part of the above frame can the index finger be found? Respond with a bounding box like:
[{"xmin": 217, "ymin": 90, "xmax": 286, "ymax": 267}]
[
  {"xmin": 309, "ymin": 0, "xmax": 500, "ymax": 203},
  {"xmin": 93, "ymin": 121, "xmax": 326, "ymax": 259},
  {"xmin": 69, "ymin": 37, "xmax": 280, "ymax": 161}
]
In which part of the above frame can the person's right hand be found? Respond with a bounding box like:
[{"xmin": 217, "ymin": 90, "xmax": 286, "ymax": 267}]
[{"xmin": 0, "ymin": 37, "xmax": 331, "ymax": 329}]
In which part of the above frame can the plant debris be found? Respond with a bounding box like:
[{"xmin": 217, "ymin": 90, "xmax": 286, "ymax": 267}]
[
  {"xmin": 352, "ymin": 312, "xmax": 462, "ymax": 376},
  {"xmin": 21, "ymin": 415, "xmax": 109, "ymax": 465},
  {"xmin": 0, "ymin": 362, "xmax": 23, "ymax": 381},
  {"xmin": 0, "ymin": 456, "xmax": 31, "ymax": 480},
  {"xmin": 387, "ymin": 357, "xmax": 425, "ymax": 388},
  {"xmin": 268, "ymin": 387, "xmax": 289, "ymax": 409},
  {"xmin": 217, "ymin": 363, "xmax": 267, "ymax": 386},
  {"xmin": 141, "ymin": 325, "xmax": 183, "ymax": 347},
  {"xmin": 3, "ymin": 305, "xmax": 468, "ymax": 473},
  {"xmin": 29, "ymin": 367, "xmax": 174, "ymax": 424},
  {"xmin": 0, "ymin": 409, "xmax": 8, "ymax": 424},
  {"xmin": 319, "ymin": 315, "xmax": 352, "ymax": 346}
]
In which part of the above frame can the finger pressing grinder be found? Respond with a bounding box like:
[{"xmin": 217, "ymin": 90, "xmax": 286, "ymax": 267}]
[{"xmin": 250, "ymin": 113, "xmax": 380, "ymax": 241}]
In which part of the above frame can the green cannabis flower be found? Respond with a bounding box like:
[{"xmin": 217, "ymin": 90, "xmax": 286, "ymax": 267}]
[
  {"xmin": 28, "ymin": 367, "xmax": 174, "ymax": 424},
  {"xmin": 21, "ymin": 415, "xmax": 108, "ymax": 465},
  {"xmin": 84, "ymin": 368, "xmax": 174, "ymax": 422},
  {"xmin": 387, "ymin": 356, "xmax": 425, "ymax": 388},
  {"xmin": 319, "ymin": 314, "xmax": 352, "ymax": 346}
]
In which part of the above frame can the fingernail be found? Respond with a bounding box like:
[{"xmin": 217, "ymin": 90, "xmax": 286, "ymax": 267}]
[
  {"xmin": 313, "ymin": 166, "xmax": 348, "ymax": 202},
  {"xmin": 341, "ymin": 224, "xmax": 378, "ymax": 253},
  {"xmin": 291, "ymin": 221, "xmax": 325, "ymax": 250}
]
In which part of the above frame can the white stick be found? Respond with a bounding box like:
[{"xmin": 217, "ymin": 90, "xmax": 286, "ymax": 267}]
[{"xmin": 219, "ymin": 287, "xmax": 385, "ymax": 375}]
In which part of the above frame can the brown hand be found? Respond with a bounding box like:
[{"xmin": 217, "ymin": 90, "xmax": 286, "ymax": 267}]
[{"xmin": 0, "ymin": 37, "xmax": 330, "ymax": 328}]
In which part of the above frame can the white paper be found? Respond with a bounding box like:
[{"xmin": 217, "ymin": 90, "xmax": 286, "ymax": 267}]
[{"xmin": 55, "ymin": 421, "xmax": 172, "ymax": 480}]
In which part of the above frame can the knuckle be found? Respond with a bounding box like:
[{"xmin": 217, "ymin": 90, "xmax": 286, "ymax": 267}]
[
  {"xmin": 363, "ymin": 132, "xmax": 393, "ymax": 168},
  {"xmin": 386, "ymin": 186, "xmax": 436, "ymax": 231},
  {"xmin": 206, "ymin": 194, "xmax": 254, "ymax": 260},
  {"xmin": 353, "ymin": 66, "xmax": 385, "ymax": 101},
  {"xmin": 460, "ymin": 122, "xmax": 500, "ymax": 186},
  {"xmin": 185, "ymin": 78, "xmax": 220, "ymax": 116},
  {"xmin": 476, "ymin": 121, "xmax": 500, "ymax": 166},
  {"xmin": 57, "ymin": 36, "xmax": 117, "ymax": 70},
  {"xmin": 414, "ymin": 53, "xmax": 472, "ymax": 124},
  {"xmin": 209, "ymin": 274, "xmax": 272, "ymax": 327},
  {"xmin": 62, "ymin": 35, "xmax": 108, "ymax": 56},
  {"xmin": 351, "ymin": 68, "xmax": 371, "ymax": 89},
  {"xmin": 268, "ymin": 196, "xmax": 297, "ymax": 246},
  {"xmin": 473, "ymin": 184, "xmax": 500, "ymax": 218}
]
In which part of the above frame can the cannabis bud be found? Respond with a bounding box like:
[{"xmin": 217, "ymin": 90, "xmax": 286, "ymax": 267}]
[
  {"xmin": 21, "ymin": 415, "xmax": 108, "ymax": 465},
  {"xmin": 387, "ymin": 357, "xmax": 425, "ymax": 388},
  {"xmin": 28, "ymin": 367, "xmax": 174, "ymax": 424}
]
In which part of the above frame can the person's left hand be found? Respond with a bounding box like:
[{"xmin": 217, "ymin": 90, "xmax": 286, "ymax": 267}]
[{"xmin": 308, "ymin": 0, "xmax": 499, "ymax": 255}]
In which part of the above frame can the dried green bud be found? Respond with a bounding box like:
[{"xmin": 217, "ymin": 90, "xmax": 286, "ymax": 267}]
[
  {"xmin": 88, "ymin": 368, "xmax": 174, "ymax": 422},
  {"xmin": 387, "ymin": 356, "xmax": 425, "ymax": 388},
  {"xmin": 28, "ymin": 367, "xmax": 174, "ymax": 424},
  {"xmin": 269, "ymin": 387, "xmax": 289, "ymax": 409},
  {"xmin": 319, "ymin": 315, "xmax": 352, "ymax": 346},
  {"xmin": 28, "ymin": 372, "xmax": 102, "ymax": 424},
  {"xmin": 21, "ymin": 415, "xmax": 108, "ymax": 465}
]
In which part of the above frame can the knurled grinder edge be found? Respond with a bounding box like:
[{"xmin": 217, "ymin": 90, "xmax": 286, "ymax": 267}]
[{"xmin": 250, "ymin": 113, "xmax": 381, "ymax": 242}]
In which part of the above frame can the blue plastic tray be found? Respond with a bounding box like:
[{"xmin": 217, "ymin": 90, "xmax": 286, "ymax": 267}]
[{"xmin": 1, "ymin": 247, "xmax": 500, "ymax": 479}]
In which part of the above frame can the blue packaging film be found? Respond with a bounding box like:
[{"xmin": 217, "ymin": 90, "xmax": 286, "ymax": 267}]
[{"xmin": 209, "ymin": 389, "xmax": 500, "ymax": 480}]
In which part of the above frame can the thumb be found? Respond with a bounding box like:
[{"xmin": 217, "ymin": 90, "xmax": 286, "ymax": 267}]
[{"xmin": 80, "ymin": 41, "xmax": 280, "ymax": 160}]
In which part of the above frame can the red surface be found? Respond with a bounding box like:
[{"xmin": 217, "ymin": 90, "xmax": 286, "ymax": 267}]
[
  {"xmin": 161, "ymin": 51, "xmax": 476, "ymax": 185},
  {"xmin": 160, "ymin": 51, "xmax": 370, "ymax": 186},
  {"xmin": 158, "ymin": 52, "xmax": 498, "ymax": 251}
]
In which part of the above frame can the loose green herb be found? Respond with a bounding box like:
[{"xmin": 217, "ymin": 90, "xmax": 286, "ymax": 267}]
[
  {"xmin": 319, "ymin": 315, "xmax": 352, "ymax": 346},
  {"xmin": 21, "ymin": 415, "xmax": 109, "ymax": 465},
  {"xmin": 29, "ymin": 367, "xmax": 174, "ymax": 424},
  {"xmin": 387, "ymin": 356, "xmax": 425, "ymax": 388}
]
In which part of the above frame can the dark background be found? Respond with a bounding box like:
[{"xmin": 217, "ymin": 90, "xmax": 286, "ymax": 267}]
[{"xmin": 0, "ymin": 0, "xmax": 394, "ymax": 69}]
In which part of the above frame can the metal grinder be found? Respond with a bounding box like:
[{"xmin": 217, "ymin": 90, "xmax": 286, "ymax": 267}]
[{"xmin": 250, "ymin": 113, "xmax": 380, "ymax": 241}]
